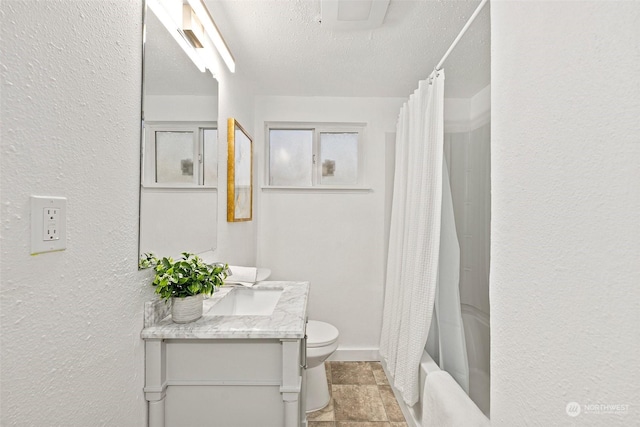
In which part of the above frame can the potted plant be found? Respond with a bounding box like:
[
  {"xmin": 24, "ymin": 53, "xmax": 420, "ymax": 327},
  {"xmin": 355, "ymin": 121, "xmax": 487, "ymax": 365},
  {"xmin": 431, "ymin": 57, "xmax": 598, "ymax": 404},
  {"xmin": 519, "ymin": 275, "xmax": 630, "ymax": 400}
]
[{"xmin": 140, "ymin": 252, "xmax": 228, "ymax": 323}]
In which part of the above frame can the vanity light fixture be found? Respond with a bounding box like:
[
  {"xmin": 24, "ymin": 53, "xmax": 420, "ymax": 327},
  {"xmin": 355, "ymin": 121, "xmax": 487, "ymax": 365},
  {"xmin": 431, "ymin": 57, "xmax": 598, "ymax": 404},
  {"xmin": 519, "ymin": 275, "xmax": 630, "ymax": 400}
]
[
  {"xmin": 182, "ymin": 4, "xmax": 205, "ymax": 49},
  {"xmin": 147, "ymin": 0, "xmax": 206, "ymax": 72},
  {"xmin": 187, "ymin": 0, "xmax": 236, "ymax": 73}
]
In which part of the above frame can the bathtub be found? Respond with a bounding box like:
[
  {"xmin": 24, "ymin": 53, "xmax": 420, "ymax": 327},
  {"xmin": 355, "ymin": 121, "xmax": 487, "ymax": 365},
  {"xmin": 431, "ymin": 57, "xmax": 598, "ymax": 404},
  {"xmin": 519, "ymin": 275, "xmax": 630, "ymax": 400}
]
[
  {"xmin": 382, "ymin": 350, "xmax": 489, "ymax": 427},
  {"xmin": 381, "ymin": 351, "xmax": 444, "ymax": 426},
  {"xmin": 411, "ymin": 351, "xmax": 443, "ymax": 426}
]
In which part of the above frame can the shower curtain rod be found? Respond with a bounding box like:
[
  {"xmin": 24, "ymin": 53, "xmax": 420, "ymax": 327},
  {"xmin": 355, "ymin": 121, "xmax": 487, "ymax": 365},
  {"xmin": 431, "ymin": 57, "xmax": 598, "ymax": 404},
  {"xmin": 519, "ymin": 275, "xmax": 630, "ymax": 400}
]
[{"xmin": 435, "ymin": 0, "xmax": 489, "ymax": 71}]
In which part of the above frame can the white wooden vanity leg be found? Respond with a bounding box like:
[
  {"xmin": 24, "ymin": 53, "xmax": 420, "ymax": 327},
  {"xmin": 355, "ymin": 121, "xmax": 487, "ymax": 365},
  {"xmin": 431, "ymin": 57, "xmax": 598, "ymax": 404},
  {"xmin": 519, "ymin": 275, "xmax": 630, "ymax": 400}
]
[
  {"xmin": 282, "ymin": 392, "xmax": 300, "ymax": 427},
  {"xmin": 148, "ymin": 399, "xmax": 165, "ymax": 427},
  {"xmin": 281, "ymin": 339, "xmax": 302, "ymax": 427},
  {"xmin": 144, "ymin": 339, "xmax": 167, "ymax": 427}
]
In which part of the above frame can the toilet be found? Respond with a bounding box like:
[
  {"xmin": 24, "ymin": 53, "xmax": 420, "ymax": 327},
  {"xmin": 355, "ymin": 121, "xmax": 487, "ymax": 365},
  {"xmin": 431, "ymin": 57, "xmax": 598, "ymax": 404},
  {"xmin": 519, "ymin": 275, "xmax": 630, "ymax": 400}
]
[{"xmin": 305, "ymin": 320, "xmax": 339, "ymax": 412}]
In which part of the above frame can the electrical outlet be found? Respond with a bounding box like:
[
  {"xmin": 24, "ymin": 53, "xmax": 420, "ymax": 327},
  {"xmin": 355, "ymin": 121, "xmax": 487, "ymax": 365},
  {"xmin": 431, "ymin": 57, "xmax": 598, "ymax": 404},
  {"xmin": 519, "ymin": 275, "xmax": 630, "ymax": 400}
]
[
  {"xmin": 43, "ymin": 207, "xmax": 60, "ymax": 241},
  {"xmin": 31, "ymin": 196, "xmax": 67, "ymax": 255}
]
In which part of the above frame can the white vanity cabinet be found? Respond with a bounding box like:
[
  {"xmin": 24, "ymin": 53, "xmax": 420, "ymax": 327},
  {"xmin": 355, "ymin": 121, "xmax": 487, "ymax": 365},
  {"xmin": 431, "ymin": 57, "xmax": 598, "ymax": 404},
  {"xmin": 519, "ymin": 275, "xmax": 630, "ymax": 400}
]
[
  {"xmin": 144, "ymin": 337, "xmax": 306, "ymax": 427},
  {"xmin": 141, "ymin": 282, "xmax": 309, "ymax": 427}
]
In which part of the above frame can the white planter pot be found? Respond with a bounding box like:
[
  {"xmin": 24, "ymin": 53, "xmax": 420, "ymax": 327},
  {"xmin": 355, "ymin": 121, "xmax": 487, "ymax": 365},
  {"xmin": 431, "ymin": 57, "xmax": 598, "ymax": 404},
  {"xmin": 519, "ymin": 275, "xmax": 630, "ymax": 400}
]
[{"xmin": 171, "ymin": 294, "xmax": 204, "ymax": 323}]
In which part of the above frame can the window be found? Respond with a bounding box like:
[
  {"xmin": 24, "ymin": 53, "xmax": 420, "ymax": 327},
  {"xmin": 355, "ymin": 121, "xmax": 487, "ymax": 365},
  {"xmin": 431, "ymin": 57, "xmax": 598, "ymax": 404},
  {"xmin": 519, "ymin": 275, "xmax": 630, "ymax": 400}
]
[
  {"xmin": 267, "ymin": 123, "xmax": 364, "ymax": 187},
  {"xmin": 143, "ymin": 122, "xmax": 217, "ymax": 187}
]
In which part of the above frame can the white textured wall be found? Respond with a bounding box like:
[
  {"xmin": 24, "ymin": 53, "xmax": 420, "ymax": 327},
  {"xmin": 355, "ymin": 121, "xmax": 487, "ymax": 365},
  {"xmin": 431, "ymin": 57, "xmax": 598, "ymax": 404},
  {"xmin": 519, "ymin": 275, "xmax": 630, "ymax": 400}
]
[
  {"xmin": 0, "ymin": 1, "xmax": 153, "ymax": 425},
  {"xmin": 254, "ymin": 96, "xmax": 404, "ymax": 358},
  {"xmin": 491, "ymin": 1, "xmax": 640, "ymax": 425},
  {"xmin": 211, "ymin": 72, "xmax": 257, "ymax": 266}
]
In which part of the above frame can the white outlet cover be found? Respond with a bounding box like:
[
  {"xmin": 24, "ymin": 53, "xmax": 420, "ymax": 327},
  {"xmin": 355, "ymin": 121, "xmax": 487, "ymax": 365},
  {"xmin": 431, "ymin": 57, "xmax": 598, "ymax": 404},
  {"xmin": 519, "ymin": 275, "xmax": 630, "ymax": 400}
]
[{"xmin": 30, "ymin": 196, "xmax": 67, "ymax": 255}]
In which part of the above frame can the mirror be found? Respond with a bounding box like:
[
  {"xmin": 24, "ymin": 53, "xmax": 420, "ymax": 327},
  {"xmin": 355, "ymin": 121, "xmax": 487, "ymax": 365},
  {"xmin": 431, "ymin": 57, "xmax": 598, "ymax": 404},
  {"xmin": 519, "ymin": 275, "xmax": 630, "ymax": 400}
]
[
  {"xmin": 139, "ymin": 1, "xmax": 219, "ymax": 261},
  {"xmin": 227, "ymin": 118, "xmax": 253, "ymax": 222}
]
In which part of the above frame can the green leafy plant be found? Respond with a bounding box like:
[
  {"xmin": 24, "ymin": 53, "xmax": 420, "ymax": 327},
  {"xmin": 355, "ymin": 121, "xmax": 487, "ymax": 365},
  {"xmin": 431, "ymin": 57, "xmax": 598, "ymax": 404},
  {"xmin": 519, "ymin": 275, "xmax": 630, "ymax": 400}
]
[{"xmin": 140, "ymin": 252, "xmax": 228, "ymax": 300}]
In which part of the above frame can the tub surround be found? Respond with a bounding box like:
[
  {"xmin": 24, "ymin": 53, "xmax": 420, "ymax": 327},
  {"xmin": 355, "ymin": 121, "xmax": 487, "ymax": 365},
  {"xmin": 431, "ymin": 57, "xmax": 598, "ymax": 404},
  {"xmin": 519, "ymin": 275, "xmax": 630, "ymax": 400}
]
[{"xmin": 141, "ymin": 281, "xmax": 309, "ymax": 339}]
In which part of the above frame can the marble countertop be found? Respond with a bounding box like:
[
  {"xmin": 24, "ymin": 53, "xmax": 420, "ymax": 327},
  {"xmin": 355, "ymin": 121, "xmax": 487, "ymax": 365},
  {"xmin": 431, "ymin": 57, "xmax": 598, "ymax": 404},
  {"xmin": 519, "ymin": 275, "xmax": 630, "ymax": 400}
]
[{"xmin": 141, "ymin": 281, "xmax": 309, "ymax": 340}]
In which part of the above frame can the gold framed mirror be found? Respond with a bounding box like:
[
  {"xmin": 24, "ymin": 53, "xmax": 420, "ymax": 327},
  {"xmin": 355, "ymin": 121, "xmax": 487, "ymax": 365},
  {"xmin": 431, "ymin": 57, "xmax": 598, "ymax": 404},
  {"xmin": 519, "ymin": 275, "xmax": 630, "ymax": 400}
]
[{"xmin": 227, "ymin": 118, "xmax": 253, "ymax": 222}]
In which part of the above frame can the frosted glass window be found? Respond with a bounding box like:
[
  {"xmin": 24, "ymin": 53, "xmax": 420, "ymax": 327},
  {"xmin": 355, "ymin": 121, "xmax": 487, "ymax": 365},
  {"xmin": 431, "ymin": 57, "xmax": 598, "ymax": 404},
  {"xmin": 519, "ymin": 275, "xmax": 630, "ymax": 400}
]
[
  {"xmin": 155, "ymin": 131, "xmax": 195, "ymax": 184},
  {"xmin": 319, "ymin": 132, "xmax": 358, "ymax": 185},
  {"xmin": 203, "ymin": 128, "xmax": 218, "ymax": 186},
  {"xmin": 144, "ymin": 122, "xmax": 218, "ymax": 188},
  {"xmin": 266, "ymin": 124, "xmax": 364, "ymax": 188},
  {"xmin": 269, "ymin": 129, "xmax": 313, "ymax": 186}
]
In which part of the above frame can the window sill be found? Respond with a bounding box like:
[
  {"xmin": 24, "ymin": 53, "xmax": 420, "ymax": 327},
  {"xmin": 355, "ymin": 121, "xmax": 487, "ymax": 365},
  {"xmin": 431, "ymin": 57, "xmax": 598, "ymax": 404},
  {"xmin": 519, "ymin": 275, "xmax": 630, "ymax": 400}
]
[
  {"xmin": 141, "ymin": 184, "xmax": 218, "ymax": 190},
  {"xmin": 261, "ymin": 186, "xmax": 372, "ymax": 193}
]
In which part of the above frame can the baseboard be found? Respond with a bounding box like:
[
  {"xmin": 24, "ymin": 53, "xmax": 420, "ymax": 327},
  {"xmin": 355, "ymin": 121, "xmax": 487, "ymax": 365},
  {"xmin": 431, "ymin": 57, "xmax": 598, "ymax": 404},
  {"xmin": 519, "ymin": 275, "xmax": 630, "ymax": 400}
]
[{"xmin": 328, "ymin": 347, "xmax": 380, "ymax": 361}]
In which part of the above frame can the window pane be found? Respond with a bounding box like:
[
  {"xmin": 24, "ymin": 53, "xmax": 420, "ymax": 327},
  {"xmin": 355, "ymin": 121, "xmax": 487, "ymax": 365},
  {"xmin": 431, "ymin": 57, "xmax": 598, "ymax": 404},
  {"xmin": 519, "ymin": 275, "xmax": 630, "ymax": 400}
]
[
  {"xmin": 203, "ymin": 128, "xmax": 217, "ymax": 186},
  {"xmin": 319, "ymin": 132, "xmax": 358, "ymax": 185},
  {"xmin": 269, "ymin": 129, "xmax": 313, "ymax": 186},
  {"xmin": 155, "ymin": 131, "xmax": 195, "ymax": 184}
]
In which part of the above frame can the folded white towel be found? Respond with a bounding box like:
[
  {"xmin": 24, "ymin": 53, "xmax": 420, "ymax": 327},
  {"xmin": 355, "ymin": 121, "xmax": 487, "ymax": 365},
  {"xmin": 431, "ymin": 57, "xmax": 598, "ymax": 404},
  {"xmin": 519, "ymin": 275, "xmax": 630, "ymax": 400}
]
[
  {"xmin": 225, "ymin": 266, "xmax": 258, "ymax": 286},
  {"xmin": 422, "ymin": 371, "xmax": 490, "ymax": 427}
]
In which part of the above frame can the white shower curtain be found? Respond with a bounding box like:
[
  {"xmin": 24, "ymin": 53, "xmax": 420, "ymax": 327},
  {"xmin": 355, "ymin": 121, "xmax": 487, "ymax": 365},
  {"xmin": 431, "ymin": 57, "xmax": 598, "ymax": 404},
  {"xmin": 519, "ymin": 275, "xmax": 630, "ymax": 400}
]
[{"xmin": 379, "ymin": 70, "xmax": 446, "ymax": 406}]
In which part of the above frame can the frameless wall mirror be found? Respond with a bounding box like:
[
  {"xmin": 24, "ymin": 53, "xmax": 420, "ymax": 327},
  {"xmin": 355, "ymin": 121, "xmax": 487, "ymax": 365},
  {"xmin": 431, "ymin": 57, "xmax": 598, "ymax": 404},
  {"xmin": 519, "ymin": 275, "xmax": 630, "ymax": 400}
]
[
  {"xmin": 227, "ymin": 118, "xmax": 253, "ymax": 222},
  {"xmin": 139, "ymin": 0, "xmax": 220, "ymax": 262}
]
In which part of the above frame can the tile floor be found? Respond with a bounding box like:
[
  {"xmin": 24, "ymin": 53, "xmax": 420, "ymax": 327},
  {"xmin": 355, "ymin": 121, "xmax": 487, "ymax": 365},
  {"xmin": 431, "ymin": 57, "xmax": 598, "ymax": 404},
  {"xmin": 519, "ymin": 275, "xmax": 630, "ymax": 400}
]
[{"xmin": 307, "ymin": 361, "xmax": 407, "ymax": 427}]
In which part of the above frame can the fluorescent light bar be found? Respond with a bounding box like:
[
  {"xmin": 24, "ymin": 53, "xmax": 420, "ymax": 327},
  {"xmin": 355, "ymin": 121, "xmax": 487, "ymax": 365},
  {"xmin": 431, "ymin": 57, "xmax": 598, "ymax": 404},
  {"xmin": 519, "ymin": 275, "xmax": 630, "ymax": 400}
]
[
  {"xmin": 147, "ymin": 0, "xmax": 206, "ymax": 72},
  {"xmin": 197, "ymin": 42, "xmax": 220, "ymax": 79},
  {"xmin": 187, "ymin": 0, "xmax": 236, "ymax": 73},
  {"xmin": 183, "ymin": 4, "xmax": 204, "ymax": 48}
]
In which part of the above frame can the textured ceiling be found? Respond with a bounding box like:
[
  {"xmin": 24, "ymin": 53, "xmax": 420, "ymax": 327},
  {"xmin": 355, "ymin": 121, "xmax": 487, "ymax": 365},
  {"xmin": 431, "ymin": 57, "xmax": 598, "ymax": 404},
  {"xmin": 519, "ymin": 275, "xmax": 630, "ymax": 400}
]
[
  {"xmin": 144, "ymin": 0, "xmax": 490, "ymax": 99},
  {"xmin": 144, "ymin": 10, "xmax": 218, "ymax": 97},
  {"xmin": 206, "ymin": 0, "xmax": 490, "ymax": 98}
]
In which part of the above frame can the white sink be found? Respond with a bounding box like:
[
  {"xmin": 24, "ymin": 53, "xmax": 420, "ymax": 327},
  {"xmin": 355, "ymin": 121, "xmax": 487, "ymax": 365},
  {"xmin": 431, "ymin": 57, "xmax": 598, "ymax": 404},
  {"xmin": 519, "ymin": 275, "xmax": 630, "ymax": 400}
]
[{"xmin": 209, "ymin": 288, "xmax": 282, "ymax": 316}]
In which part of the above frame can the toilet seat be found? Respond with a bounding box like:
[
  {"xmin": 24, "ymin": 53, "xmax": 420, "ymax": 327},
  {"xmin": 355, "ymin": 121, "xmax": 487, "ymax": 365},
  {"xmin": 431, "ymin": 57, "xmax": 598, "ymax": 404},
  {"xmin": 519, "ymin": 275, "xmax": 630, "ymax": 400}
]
[{"xmin": 306, "ymin": 320, "xmax": 339, "ymax": 348}]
